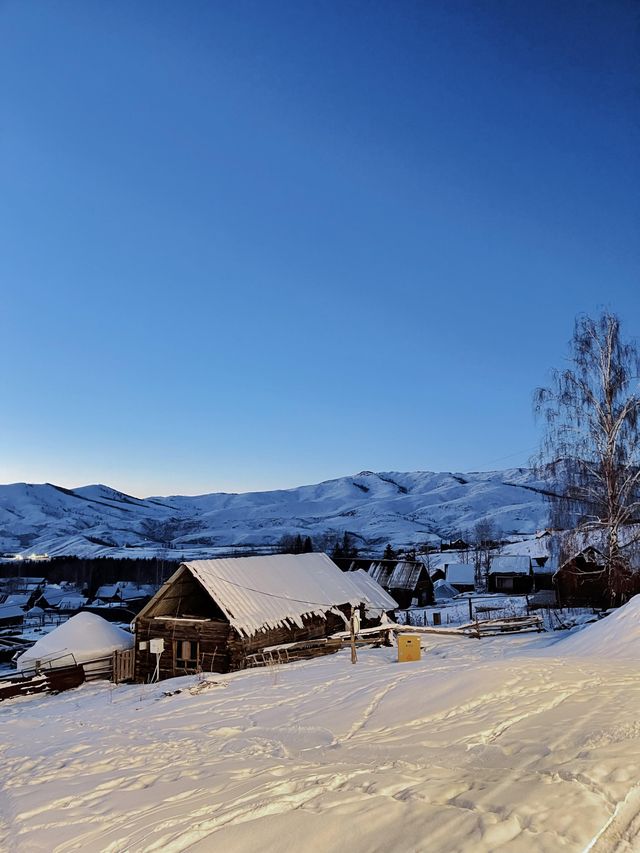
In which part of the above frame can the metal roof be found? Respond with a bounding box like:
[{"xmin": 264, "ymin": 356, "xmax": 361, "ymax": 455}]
[
  {"xmin": 388, "ymin": 561, "xmax": 424, "ymax": 591},
  {"xmin": 445, "ymin": 563, "xmax": 475, "ymax": 585},
  {"xmin": 173, "ymin": 553, "xmax": 364, "ymax": 638},
  {"xmin": 489, "ymin": 555, "xmax": 531, "ymax": 575},
  {"xmin": 368, "ymin": 562, "xmax": 394, "ymax": 587},
  {"xmin": 348, "ymin": 570, "xmax": 398, "ymax": 613}
]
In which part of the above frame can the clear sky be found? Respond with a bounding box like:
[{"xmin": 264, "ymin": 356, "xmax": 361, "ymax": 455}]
[{"xmin": 1, "ymin": 0, "xmax": 639, "ymax": 497}]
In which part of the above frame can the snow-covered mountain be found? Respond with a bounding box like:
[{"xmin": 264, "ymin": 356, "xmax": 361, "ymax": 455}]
[{"xmin": 0, "ymin": 468, "xmax": 552, "ymax": 559}]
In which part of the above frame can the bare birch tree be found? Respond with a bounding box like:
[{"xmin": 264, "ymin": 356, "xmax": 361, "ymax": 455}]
[
  {"xmin": 534, "ymin": 311, "xmax": 640, "ymax": 600},
  {"xmin": 469, "ymin": 519, "xmax": 502, "ymax": 590}
]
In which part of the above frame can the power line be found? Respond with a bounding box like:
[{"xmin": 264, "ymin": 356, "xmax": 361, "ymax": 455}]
[{"xmin": 187, "ymin": 566, "xmax": 387, "ymax": 614}]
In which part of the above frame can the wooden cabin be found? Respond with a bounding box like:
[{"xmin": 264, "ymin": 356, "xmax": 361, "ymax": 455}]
[
  {"xmin": 444, "ymin": 563, "xmax": 475, "ymax": 593},
  {"xmin": 487, "ymin": 555, "xmax": 533, "ymax": 594},
  {"xmin": 384, "ymin": 561, "xmax": 434, "ymax": 609},
  {"xmin": 133, "ymin": 553, "xmax": 368, "ymax": 681},
  {"xmin": 553, "ymin": 547, "xmax": 640, "ymax": 608}
]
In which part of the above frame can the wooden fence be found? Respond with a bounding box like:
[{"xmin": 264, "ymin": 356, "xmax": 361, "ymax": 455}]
[{"xmin": 112, "ymin": 648, "xmax": 135, "ymax": 683}]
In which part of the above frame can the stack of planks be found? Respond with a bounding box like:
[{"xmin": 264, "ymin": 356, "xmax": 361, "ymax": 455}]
[{"xmin": 0, "ymin": 664, "xmax": 85, "ymax": 702}]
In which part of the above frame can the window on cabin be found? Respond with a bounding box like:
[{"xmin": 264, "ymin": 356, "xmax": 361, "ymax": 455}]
[{"xmin": 174, "ymin": 639, "xmax": 199, "ymax": 672}]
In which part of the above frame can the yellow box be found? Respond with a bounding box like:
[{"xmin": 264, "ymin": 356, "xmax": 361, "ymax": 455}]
[{"xmin": 397, "ymin": 634, "xmax": 421, "ymax": 663}]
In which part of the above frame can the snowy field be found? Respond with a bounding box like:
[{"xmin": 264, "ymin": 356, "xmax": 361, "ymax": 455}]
[{"xmin": 3, "ymin": 609, "xmax": 640, "ymax": 853}]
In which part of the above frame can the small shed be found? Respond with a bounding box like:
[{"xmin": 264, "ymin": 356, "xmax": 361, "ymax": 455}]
[
  {"xmin": 134, "ymin": 553, "xmax": 367, "ymax": 681},
  {"xmin": 444, "ymin": 563, "xmax": 475, "ymax": 593},
  {"xmin": 385, "ymin": 561, "xmax": 434, "ymax": 609},
  {"xmin": 488, "ymin": 555, "xmax": 533, "ymax": 594}
]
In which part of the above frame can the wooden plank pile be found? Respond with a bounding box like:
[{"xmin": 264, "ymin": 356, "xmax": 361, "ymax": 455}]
[
  {"xmin": 245, "ymin": 637, "xmax": 342, "ymax": 668},
  {"xmin": 459, "ymin": 614, "xmax": 544, "ymax": 638},
  {"xmin": 0, "ymin": 635, "xmax": 32, "ymax": 664},
  {"xmin": 0, "ymin": 648, "xmax": 135, "ymax": 702},
  {"xmin": 0, "ymin": 664, "xmax": 85, "ymax": 702}
]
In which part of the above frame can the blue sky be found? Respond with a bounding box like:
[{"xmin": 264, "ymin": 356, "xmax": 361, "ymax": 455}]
[{"xmin": 1, "ymin": 0, "xmax": 639, "ymax": 496}]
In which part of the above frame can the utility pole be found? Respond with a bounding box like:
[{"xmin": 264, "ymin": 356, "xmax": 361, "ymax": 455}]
[{"xmin": 350, "ymin": 606, "xmax": 360, "ymax": 664}]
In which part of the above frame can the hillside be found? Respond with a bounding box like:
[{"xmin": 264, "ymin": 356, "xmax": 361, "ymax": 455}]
[
  {"xmin": 0, "ymin": 468, "xmax": 552, "ymax": 559},
  {"xmin": 4, "ymin": 626, "xmax": 640, "ymax": 852}
]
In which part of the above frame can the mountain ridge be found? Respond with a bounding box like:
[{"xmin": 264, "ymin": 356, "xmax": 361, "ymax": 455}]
[{"xmin": 0, "ymin": 468, "xmax": 552, "ymax": 559}]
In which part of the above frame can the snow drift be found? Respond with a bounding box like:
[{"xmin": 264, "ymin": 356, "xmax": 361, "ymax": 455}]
[
  {"xmin": 558, "ymin": 593, "xmax": 640, "ymax": 660},
  {"xmin": 15, "ymin": 612, "xmax": 133, "ymax": 673}
]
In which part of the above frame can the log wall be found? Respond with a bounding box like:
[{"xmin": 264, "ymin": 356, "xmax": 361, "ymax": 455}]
[
  {"xmin": 135, "ymin": 617, "xmax": 233, "ymax": 681},
  {"xmin": 135, "ymin": 608, "xmax": 350, "ymax": 681}
]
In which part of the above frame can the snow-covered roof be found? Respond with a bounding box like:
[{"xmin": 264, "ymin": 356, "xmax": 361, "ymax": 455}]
[
  {"xmin": 94, "ymin": 582, "xmax": 155, "ymax": 601},
  {"xmin": 57, "ymin": 596, "xmax": 88, "ymax": 609},
  {"xmin": 0, "ymin": 603, "xmax": 24, "ymax": 621},
  {"xmin": 3, "ymin": 593, "xmax": 31, "ymax": 607},
  {"xmin": 489, "ymin": 555, "xmax": 531, "ymax": 575},
  {"xmin": 433, "ymin": 579, "xmax": 459, "ymax": 601},
  {"xmin": 368, "ymin": 562, "xmax": 394, "ymax": 588},
  {"xmin": 162, "ymin": 553, "xmax": 365, "ymax": 638},
  {"xmin": 445, "ymin": 564, "xmax": 475, "ymax": 585},
  {"xmin": 37, "ymin": 586, "xmax": 67, "ymax": 606},
  {"xmin": 348, "ymin": 570, "xmax": 398, "ymax": 614},
  {"xmin": 532, "ymin": 559, "xmax": 557, "ymax": 575},
  {"xmin": 95, "ymin": 584, "xmax": 119, "ymax": 600},
  {"xmin": 387, "ymin": 562, "xmax": 424, "ymax": 591}
]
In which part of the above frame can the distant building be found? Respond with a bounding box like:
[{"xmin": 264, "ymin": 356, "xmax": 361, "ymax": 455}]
[
  {"xmin": 444, "ymin": 563, "xmax": 475, "ymax": 593},
  {"xmin": 488, "ymin": 555, "xmax": 533, "ymax": 594},
  {"xmin": 0, "ymin": 603, "xmax": 24, "ymax": 629},
  {"xmin": 385, "ymin": 561, "xmax": 434, "ymax": 609}
]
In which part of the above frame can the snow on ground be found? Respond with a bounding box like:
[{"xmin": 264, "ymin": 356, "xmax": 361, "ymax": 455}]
[
  {"xmin": 560, "ymin": 594, "xmax": 640, "ymax": 660},
  {"xmin": 3, "ymin": 613, "xmax": 640, "ymax": 852}
]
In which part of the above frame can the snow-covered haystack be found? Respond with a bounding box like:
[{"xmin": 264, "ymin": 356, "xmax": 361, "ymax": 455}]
[
  {"xmin": 559, "ymin": 594, "xmax": 640, "ymax": 660},
  {"xmin": 16, "ymin": 612, "xmax": 133, "ymax": 673}
]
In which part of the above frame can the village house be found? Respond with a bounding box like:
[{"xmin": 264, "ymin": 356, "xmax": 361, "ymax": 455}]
[
  {"xmin": 0, "ymin": 592, "xmax": 32, "ymax": 610},
  {"xmin": 369, "ymin": 560, "xmax": 434, "ymax": 609},
  {"xmin": 0, "ymin": 603, "xmax": 25, "ymax": 629},
  {"xmin": 553, "ymin": 547, "xmax": 640, "ymax": 608},
  {"xmin": 444, "ymin": 563, "xmax": 475, "ymax": 593},
  {"xmin": 133, "ymin": 553, "xmax": 371, "ymax": 681},
  {"xmin": 487, "ymin": 555, "xmax": 533, "ymax": 594}
]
